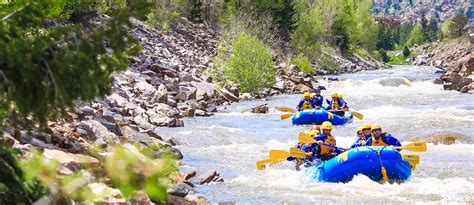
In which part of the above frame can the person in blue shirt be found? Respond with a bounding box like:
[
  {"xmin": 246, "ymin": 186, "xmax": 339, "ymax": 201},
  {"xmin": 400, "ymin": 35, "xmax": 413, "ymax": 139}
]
[
  {"xmin": 326, "ymin": 92, "xmax": 348, "ymax": 111},
  {"xmin": 287, "ymin": 130, "xmax": 319, "ymax": 170},
  {"xmin": 365, "ymin": 124, "xmax": 402, "ymax": 147},
  {"xmin": 311, "ymin": 89, "xmax": 324, "ymax": 108},
  {"xmin": 297, "ymin": 92, "xmax": 317, "ymax": 111},
  {"xmin": 303, "ymin": 121, "xmax": 345, "ymax": 162},
  {"xmin": 350, "ymin": 127, "xmax": 367, "ymax": 149}
]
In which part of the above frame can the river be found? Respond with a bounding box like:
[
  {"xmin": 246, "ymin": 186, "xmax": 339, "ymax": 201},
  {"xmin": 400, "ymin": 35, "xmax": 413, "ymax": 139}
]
[{"xmin": 158, "ymin": 65, "xmax": 474, "ymax": 204}]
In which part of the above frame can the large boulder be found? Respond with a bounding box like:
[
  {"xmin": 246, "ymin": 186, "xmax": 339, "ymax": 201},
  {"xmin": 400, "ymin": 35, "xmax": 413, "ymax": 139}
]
[
  {"xmin": 77, "ymin": 120, "xmax": 118, "ymax": 145},
  {"xmin": 191, "ymin": 81, "xmax": 215, "ymax": 102}
]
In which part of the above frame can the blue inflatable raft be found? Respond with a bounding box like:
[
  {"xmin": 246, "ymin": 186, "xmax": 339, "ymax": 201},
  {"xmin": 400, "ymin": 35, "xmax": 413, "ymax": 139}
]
[
  {"xmin": 291, "ymin": 109, "xmax": 353, "ymax": 125},
  {"xmin": 305, "ymin": 146, "xmax": 412, "ymax": 183}
]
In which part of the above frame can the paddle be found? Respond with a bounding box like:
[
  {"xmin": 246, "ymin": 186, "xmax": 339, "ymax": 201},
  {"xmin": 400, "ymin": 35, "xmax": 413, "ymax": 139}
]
[
  {"xmin": 290, "ymin": 147, "xmax": 312, "ymax": 157},
  {"xmin": 277, "ymin": 106, "xmax": 297, "ymax": 113},
  {"xmin": 402, "ymin": 154, "xmax": 420, "ymax": 170},
  {"xmin": 280, "ymin": 113, "xmax": 294, "ymax": 120},
  {"xmin": 269, "ymin": 149, "xmax": 311, "ymax": 161},
  {"xmin": 256, "ymin": 159, "xmax": 273, "ymax": 170},
  {"xmin": 350, "ymin": 110, "xmax": 364, "ymax": 120},
  {"xmin": 256, "ymin": 158, "xmax": 286, "ymax": 170},
  {"xmin": 395, "ymin": 142, "xmax": 427, "ymax": 152}
]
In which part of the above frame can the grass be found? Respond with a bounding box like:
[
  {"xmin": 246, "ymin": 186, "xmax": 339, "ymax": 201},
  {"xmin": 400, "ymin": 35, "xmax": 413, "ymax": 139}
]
[{"xmin": 387, "ymin": 51, "xmax": 417, "ymax": 65}]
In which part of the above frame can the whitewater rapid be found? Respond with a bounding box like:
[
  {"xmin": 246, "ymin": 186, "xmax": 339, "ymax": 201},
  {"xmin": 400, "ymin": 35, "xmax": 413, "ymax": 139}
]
[{"xmin": 157, "ymin": 66, "xmax": 474, "ymax": 204}]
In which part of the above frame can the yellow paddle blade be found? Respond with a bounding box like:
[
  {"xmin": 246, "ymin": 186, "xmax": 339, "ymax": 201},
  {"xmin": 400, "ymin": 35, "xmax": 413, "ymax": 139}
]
[
  {"xmin": 269, "ymin": 150, "xmax": 291, "ymax": 161},
  {"xmin": 398, "ymin": 142, "xmax": 427, "ymax": 152},
  {"xmin": 289, "ymin": 147, "xmax": 311, "ymax": 158},
  {"xmin": 351, "ymin": 111, "xmax": 364, "ymax": 120},
  {"xmin": 298, "ymin": 132, "xmax": 317, "ymax": 144},
  {"xmin": 278, "ymin": 106, "xmax": 297, "ymax": 113},
  {"xmin": 403, "ymin": 154, "xmax": 420, "ymax": 164},
  {"xmin": 280, "ymin": 113, "xmax": 294, "ymax": 120},
  {"xmin": 256, "ymin": 159, "xmax": 273, "ymax": 170}
]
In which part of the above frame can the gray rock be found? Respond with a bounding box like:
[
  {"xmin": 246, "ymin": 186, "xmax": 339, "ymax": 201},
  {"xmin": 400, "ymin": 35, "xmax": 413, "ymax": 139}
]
[
  {"xmin": 153, "ymin": 84, "xmax": 168, "ymax": 104},
  {"xmin": 154, "ymin": 146, "xmax": 183, "ymax": 159},
  {"xmin": 194, "ymin": 109, "xmax": 211, "ymax": 117},
  {"xmin": 167, "ymin": 183, "xmax": 190, "ymax": 197}
]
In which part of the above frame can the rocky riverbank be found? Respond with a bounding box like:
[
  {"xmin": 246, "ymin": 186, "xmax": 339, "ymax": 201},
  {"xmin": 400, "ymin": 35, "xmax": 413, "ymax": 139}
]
[
  {"xmin": 1, "ymin": 15, "xmax": 388, "ymax": 204},
  {"xmin": 411, "ymin": 37, "xmax": 473, "ymax": 93}
]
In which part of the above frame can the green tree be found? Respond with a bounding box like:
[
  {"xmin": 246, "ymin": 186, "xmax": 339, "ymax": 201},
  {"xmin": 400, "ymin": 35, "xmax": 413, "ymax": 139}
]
[
  {"xmin": 0, "ymin": 0, "xmax": 146, "ymax": 129},
  {"xmin": 273, "ymin": 0, "xmax": 297, "ymax": 40},
  {"xmin": 447, "ymin": 14, "xmax": 468, "ymax": 38},
  {"xmin": 189, "ymin": 0, "xmax": 204, "ymax": 22},
  {"xmin": 224, "ymin": 33, "xmax": 275, "ymax": 92},
  {"xmin": 378, "ymin": 49, "xmax": 391, "ymax": 62},
  {"xmin": 376, "ymin": 22, "xmax": 395, "ymax": 50},
  {"xmin": 407, "ymin": 24, "xmax": 424, "ymax": 46},
  {"xmin": 426, "ymin": 17, "xmax": 439, "ymax": 42}
]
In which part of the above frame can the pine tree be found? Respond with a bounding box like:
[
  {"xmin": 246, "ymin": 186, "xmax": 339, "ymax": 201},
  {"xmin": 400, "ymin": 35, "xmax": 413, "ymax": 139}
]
[
  {"xmin": 403, "ymin": 45, "xmax": 411, "ymax": 57},
  {"xmin": 426, "ymin": 17, "xmax": 439, "ymax": 42},
  {"xmin": 273, "ymin": 0, "xmax": 297, "ymax": 40}
]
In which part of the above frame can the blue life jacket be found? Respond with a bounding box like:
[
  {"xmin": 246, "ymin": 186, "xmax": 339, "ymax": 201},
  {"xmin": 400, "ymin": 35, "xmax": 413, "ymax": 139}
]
[
  {"xmin": 326, "ymin": 98, "xmax": 347, "ymax": 110},
  {"xmin": 312, "ymin": 95, "xmax": 324, "ymax": 107},
  {"xmin": 350, "ymin": 136, "xmax": 370, "ymax": 148}
]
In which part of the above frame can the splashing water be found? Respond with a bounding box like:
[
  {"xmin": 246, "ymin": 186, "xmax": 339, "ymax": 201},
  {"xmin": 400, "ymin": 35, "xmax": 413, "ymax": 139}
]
[{"xmin": 157, "ymin": 66, "xmax": 474, "ymax": 204}]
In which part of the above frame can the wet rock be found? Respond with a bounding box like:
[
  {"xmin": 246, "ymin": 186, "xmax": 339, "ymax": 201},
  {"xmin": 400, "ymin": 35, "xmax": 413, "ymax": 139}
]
[
  {"xmin": 433, "ymin": 78, "xmax": 443, "ymax": 84},
  {"xmin": 166, "ymin": 137, "xmax": 178, "ymax": 146},
  {"xmin": 220, "ymin": 88, "xmax": 239, "ymax": 102},
  {"xmin": 184, "ymin": 170, "xmax": 197, "ymax": 180},
  {"xmin": 145, "ymin": 130, "xmax": 163, "ymax": 141},
  {"xmin": 167, "ymin": 183, "xmax": 191, "ymax": 197},
  {"xmin": 251, "ymin": 103, "xmax": 269, "ymax": 114},
  {"xmin": 198, "ymin": 171, "xmax": 224, "ymax": 185},
  {"xmin": 194, "ymin": 109, "xmax": 211, "ymax": 116}
]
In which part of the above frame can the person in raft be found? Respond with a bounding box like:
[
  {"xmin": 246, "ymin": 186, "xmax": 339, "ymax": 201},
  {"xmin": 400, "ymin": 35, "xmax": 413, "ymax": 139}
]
[
  {"xmin": 297, "ymin": 92, "xmax": 316, "ymax": 111},
  {"xmin": 350, "ymin": 127, "xmax": 366, "ymax": 149},
  {"xmin": 303, "ymin": 121, "xmax": 346, "ymax": 163},
  {"xmin": 311, "ymin": 88, "xmax": 324, "ymax": 108},
  {"xmin": 326, "ymin": 92, "xmax": 348, "ymax": 116},
  {"xmin": 365, "ymin": 124, "xmax": 402, "ymax": 147},
  {"xmin": 287, "ymin": 129, "xmax": 320, "ymax": 171},
  {"xmin": 350, "ymin": 124, "xmax": 372, "ymax": 148}
]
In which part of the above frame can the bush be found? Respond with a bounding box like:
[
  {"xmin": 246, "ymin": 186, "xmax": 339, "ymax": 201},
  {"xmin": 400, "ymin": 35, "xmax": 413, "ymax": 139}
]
[
  {"xmin": 403, "ymin": 45, "xmax": 411, "ymax": 57},
  {"xmin": 378, "ymin": 49, "xmax": 391, "ymax": 63},
  {"xmin": 292, "ymin": 53, "xmax": 314, "ymax": 74},
  {"xmin": 223, "ymin": 33, "xmax": 275, "ymax": 92},
  {"xmin": 146, "ymin": 1, "xmax": 186, "ymax": 30},
  {"xmin": 0, "ymin": 145, "xmax": 46, "ymax": 204},
  {"xmin": 447, "ymin": 14, "xmax": 468, "ymax": 38}
]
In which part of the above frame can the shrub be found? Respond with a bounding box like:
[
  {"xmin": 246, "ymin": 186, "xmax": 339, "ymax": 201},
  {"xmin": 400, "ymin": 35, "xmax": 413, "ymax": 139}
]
[
  {"xmin": 292, "ymin": 53, "xmax": 314, "ymax": 74},
  {"xmin": 0, "ymin": 145, "xmax": 46, "ymax": 204},
  {"xmin": 447, "ymin": 14, "xmax": 468, "ymax": 38},
  {"xmin": 378, "ymin": 49, "xmax": 391, "ymax": 63},
  {"xmin": 146, "ymin": 1, "xmax": 186, "ymax": 30},
  {"xmin": 403, "ymin": 45, "xmax": 411, "ymax": 57},
  {"xmin": 223, "ymin": 33, "xmax": 275, "ymax": 92}
]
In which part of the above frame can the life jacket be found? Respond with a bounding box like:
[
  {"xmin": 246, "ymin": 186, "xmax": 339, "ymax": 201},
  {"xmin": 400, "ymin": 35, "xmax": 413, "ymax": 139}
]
[
  {"xmin": 371, "ymin": 134, "xmax": 389, "ymax": 146},
  {"xmin": 330, "ymin": 99, "xmax": 340, "ymax": 110},
  {"xmin": 301, "ymin": 100, "xmax": 313, "ymax": 110},
  {"xmin": 319, "ymin": 135, "xmax": 336, "ymax": 155}
]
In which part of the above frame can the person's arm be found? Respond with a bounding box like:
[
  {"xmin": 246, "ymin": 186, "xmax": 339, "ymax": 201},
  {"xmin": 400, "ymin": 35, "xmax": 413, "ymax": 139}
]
[
  {"xmin": 296, "ymin": 100, "xmax": 303, "ymax": 111},
  {"xmin": 385, "ymin": 134, "xmax": 402, "ymax": 147}
]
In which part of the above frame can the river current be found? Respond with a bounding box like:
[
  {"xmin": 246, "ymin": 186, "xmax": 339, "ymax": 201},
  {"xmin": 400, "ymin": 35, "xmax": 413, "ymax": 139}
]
[{"xmin": 158, "ymin": 66, "xmax": 474, "ymax": 204}]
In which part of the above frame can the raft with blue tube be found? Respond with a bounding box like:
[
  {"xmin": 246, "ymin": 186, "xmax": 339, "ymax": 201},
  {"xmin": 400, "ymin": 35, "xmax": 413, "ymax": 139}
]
[
  {"xmin": 304, "ymin": 146, "xmax": 412, "ymax": 183},
  {"xmin": 291, "ymin": 109, "xmax": 353, "ymax": 125}
]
